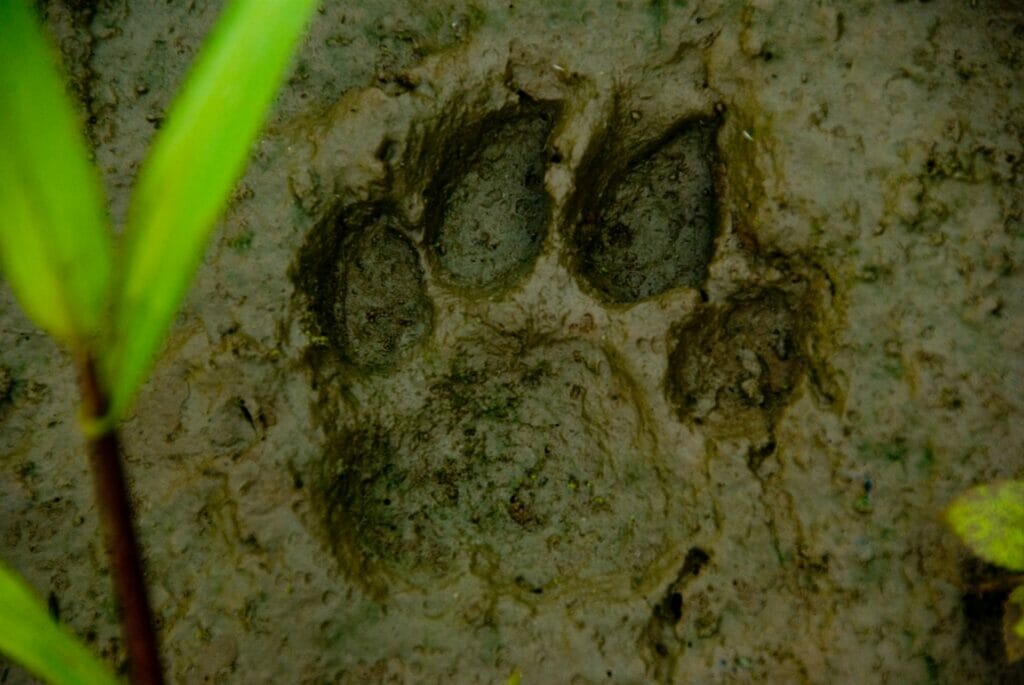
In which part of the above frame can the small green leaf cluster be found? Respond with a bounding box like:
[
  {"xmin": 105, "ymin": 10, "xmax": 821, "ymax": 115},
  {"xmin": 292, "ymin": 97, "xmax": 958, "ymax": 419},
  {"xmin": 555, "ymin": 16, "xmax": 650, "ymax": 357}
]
[{"xmin": 946, "ymin": 480, "xmax": 1024, "ymax": 662}]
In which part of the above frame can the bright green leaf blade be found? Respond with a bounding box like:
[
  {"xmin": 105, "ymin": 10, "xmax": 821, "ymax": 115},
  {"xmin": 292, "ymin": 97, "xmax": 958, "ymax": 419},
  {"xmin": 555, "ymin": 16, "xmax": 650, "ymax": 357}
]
[
  {"xmin": 106, "ymin": 0, "xmax": 317, "ymax": 420},
  {"xmin": 0, "ymin": 0, "xmax": 112, "ymax": 346},
  {"xmin": 946, "ymin": 480, "xmax": 1024, "ymax": 571},
  {"xmin": 0, "ymin": 561, "xmax": 120, "ymax": 685}
]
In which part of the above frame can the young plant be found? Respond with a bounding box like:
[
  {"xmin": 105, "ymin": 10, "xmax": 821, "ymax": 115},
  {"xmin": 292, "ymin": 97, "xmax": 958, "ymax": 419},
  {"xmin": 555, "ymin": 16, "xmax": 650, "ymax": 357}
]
[
  {"xmin": 946, "ymin": 480, "xmax": 1024, "ymax": 662},
  {"xmin": 0, "ymin": 0, "xmax": 316, "ymax": 682}
]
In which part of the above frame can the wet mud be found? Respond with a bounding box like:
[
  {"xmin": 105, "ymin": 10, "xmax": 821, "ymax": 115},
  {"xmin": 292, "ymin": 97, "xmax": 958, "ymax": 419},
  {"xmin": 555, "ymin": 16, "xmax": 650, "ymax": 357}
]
[{"xmin": 2, "ymin": 2, "xmax": 1022, "ymax": 683}]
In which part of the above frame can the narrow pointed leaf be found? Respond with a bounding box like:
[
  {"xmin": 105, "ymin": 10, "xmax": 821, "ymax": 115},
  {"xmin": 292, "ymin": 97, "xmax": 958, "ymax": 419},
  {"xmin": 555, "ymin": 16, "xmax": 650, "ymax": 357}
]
[
  {"xmin": 0, "ymin": 0, "xmax": 112, "ymax": 346},
  {"xmin": 946, "ymin": 480, "xmax": 1024, "ymax": 571},
  {"xmin": 0, "ymin": 561, "xmax": 120, "ymax": 685},
  {"xmin": 106, "ymin": 0, "xmax": 317, "ymax": 420}
]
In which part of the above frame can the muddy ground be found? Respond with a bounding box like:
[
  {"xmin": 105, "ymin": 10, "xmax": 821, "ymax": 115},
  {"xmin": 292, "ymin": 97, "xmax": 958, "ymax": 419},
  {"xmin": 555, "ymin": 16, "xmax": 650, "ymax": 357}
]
[{"xmin": 2, "ymin": 1, "xmax": 1023, "ymax": 683}]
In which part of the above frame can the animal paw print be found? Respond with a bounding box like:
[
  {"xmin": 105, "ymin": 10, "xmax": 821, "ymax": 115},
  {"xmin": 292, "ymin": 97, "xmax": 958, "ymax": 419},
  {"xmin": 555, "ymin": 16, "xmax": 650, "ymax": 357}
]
[{"xmin": 291, "ymin": 82, "xmax": 821, "ymax": 603}]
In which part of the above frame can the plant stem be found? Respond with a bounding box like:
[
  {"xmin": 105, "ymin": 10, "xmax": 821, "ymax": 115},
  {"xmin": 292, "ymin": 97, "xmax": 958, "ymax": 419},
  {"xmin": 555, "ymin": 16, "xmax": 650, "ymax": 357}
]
[
  {"xmin": 971, "ymin": 574, "xmax": 1024, "ymax": 595},
  {"xmin": 78, "ymin": 356, "xmax": 164, "ymax": 685}
]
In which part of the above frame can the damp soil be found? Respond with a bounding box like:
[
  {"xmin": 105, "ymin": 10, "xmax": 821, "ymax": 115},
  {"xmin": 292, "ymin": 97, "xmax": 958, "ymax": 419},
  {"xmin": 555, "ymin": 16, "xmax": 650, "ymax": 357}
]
[{"xmin": 2, "ymin": 1, "xmax": 1024, "ymax": 683}]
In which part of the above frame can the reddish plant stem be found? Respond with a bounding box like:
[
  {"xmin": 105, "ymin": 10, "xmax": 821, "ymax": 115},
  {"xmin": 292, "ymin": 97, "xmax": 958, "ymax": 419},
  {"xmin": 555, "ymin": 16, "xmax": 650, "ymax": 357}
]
[{"xmin": 78, "ymin": 357, "xmax": 164, "ymax": 685}]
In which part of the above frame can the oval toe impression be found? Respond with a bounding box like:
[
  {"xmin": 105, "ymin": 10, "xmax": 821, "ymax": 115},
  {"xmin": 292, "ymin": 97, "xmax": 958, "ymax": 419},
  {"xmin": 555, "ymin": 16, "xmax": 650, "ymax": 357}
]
[
  {"xmin": 578, "ymin": 120, "xmax": 719, "ymax": 303},
  {"xmin": 425, "ymin": 104, "xmax": 555, "ymax": 294}
]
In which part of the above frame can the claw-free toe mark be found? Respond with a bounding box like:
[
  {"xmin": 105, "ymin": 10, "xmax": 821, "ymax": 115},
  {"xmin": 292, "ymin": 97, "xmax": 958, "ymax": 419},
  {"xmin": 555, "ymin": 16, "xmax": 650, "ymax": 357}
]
[
  {"xmin": 579, "ymin": 119, "xmax": 718, "ymax": 302},
  {"xmin": 425, "ymin": 104, "xmax": 554, "ymax": 293},
  {"xmin": 293, "ymin": 206, "xmax": 432, "ymax": 372},
  {"xmin": 336, "ymin": 217, "xmax": 432, "ymax": 370}
]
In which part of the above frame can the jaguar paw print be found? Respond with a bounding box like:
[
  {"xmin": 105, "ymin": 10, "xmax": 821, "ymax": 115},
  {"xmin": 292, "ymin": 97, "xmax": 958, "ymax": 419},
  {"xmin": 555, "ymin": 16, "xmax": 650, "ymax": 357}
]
[{"xmin": 289, "ymin": 66, "xmax": 824, "ymax": 610}]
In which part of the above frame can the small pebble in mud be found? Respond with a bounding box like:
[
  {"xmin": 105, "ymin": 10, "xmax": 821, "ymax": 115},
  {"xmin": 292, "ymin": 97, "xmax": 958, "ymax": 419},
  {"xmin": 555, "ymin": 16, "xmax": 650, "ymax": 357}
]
[
  {"xmin": 426, "ymin": 106, "xmax": 554, "ymax": 293},
  {"xmin": 578, "ymin": 120, "xmax": 718, "ymax": 302}
]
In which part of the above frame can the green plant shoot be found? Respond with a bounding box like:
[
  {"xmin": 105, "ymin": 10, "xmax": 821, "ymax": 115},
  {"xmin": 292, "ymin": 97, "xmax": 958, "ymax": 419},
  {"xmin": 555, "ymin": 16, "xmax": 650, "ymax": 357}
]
[
  {"xmin": 0, "ymin": 0, "xmax": 316, "ymax": 681},
  {"xmin": 1007, "ymin": 586, "xmax": 1024, "ymax": 663},
  {"xmin": 106, "ymin": 0, "xmax": 318, "ymax": 423},
  {"xmin": 946, "ymin": 480, "xmax": 1024, "ymax": 572},
  {"xmin": 0, "ymin": 0, "xmax": 112, "ymax": 347}
]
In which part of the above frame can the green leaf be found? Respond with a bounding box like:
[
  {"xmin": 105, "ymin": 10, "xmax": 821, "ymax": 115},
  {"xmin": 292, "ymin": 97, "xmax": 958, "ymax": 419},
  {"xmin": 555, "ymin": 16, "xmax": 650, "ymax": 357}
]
[
  {"xmin": 946, "ymin": 480, "xmax": 1024, "ymax": 571},
  {"xmin": 0, "ymin": 561, "xmax": 120, "ymax": 685},
  {"xmin": 1005, "ymin": 585, "xmax": 1024, "ymax": 663},
  {"xmin": 104, "ymin": 0, "xmax": 318, "ymax": 420},
  {"xmin": 0, "ymin": 0, "xmax": 112, "ymax": 347}
]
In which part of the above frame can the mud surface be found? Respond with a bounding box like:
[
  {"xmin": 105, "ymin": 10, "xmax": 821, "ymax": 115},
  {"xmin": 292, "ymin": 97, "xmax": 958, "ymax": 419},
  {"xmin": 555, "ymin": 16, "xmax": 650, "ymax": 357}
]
[{"xmin": 2, "ymin": 1, "xmax": 1024, "ymax": 683}]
